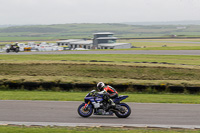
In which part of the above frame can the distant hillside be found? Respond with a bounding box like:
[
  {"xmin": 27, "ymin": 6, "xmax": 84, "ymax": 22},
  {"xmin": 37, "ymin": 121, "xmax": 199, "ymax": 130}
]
[
  {"xmin": 0, "ymin": 23, "xmax": 200, "ymax": 41},
  {"xmin": 0, "ymin": 25, "xmax": 17, "ymax": 28},
  {"xmin": 123, "ymin": 20, "xmax": 200, "ymax": 25}
]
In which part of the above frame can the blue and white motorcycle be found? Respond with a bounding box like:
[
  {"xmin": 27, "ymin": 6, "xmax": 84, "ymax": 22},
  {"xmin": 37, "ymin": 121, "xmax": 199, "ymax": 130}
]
[{"xmin": 77, "ymin": 90, "xmax": 131, "ymax": 118}]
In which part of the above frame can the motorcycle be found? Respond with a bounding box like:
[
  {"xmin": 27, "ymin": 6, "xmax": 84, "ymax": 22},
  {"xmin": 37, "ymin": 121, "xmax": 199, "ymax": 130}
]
[
  {"xmin": 6, "ymin": 45, "xmax": 19, "ymax": 53},
  {"xmin": 77, "ymin": 90, "xmax": 131, "ymax": 118}
]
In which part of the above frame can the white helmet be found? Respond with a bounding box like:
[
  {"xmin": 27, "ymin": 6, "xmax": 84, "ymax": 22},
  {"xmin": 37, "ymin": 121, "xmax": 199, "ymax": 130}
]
[{"xmin": 97, "ymin": 82, "xmax": 105, "ymax": 91}]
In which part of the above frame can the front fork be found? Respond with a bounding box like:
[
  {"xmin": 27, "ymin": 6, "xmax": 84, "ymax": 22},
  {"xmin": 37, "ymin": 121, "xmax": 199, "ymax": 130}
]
[{"xmin": 83, "ymin": 101, "xmax": 90, "ymax": 111}]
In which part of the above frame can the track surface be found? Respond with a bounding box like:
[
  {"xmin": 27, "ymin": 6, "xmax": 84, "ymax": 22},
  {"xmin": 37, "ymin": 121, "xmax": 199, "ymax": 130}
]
[
  {"xmin": 1, "ymin": 50, "xmax": 200, "ymax": 55},
  {"xmin": 0, "ymin": 100, "xmax": 199, "ymax": 125}
]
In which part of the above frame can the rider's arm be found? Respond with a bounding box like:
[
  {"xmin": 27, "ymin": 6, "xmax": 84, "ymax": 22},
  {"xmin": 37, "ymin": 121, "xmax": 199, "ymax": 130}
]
[{"xmin": 97, "ymin": 90, "xmax": 107, "ymax": 95}]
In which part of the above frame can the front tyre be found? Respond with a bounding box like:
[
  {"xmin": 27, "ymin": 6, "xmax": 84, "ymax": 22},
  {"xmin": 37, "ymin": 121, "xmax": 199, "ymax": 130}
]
[
  {"xmin": 115, "ymin": 103, "xmax": 131, "ymax": 118},
  {"xmin": 15, "ymin": 48, "xmax": 19, "ymax": 53},
  {"xmin": 77, "ymin": 103, "xmax": 93, "ymax": 117}
]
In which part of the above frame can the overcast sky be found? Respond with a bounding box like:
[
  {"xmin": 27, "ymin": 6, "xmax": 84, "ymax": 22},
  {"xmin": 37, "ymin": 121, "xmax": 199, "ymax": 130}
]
[{"xmin": 0, "ymin": 0, "xmax": 199, "ymax": 25}]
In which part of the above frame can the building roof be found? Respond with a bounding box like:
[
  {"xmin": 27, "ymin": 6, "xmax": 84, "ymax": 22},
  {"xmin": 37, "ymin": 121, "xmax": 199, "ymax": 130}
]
[
  {"xmin": 56, "ymin": 39, "xmax": 81, "ymax": 43},
  {"xmin": 93, "ymin": 32, "xmax": 114, "ymax": 35},
  {"xmin": 96, "ymin": 37, "xmax": 117, "ymax": 40},
  {"xmin": 98, "ymin": 43, "xmax": 130, "ymax": 47},
  {"xmin": 70, "ymin": 40, "xmax": 93, "ymax": 45}
]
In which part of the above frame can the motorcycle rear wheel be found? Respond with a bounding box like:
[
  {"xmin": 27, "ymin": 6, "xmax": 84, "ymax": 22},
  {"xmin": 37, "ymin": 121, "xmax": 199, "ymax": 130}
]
[{"xmin": 114, "ymin": 103, "xmax": 131, "ymax": 118}]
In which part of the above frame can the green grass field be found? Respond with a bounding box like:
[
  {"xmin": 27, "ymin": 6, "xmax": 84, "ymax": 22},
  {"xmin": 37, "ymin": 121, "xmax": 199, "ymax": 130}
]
[
  {"xmin": 1, "ymin": 54, "xmax": 200, "ymax": 86},
  {"xmin": 118, "ymin": 39, "xmax": 200, "ymax": 50},
  {"xmin": 0, "ymin": 90, "xmax": 199, "ymax": 104},
  {"xmin": 1, "ymin": 54, "xmax": 200, "ymax": 65}
]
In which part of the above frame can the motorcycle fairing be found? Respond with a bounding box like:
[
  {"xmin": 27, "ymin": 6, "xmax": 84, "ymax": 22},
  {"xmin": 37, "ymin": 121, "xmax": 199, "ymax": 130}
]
[{"xmin": 114, "ymin": 95, "xmax": 128, "ymax": 103}]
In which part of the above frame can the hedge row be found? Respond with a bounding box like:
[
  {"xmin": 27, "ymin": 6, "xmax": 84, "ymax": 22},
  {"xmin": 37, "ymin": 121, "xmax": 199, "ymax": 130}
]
[{"xmin": 0, "ymin": 81, "xmax": 200, "ymax": 94}]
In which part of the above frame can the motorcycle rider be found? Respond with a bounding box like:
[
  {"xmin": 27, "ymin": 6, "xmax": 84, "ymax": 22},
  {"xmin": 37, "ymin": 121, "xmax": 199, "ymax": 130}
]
[
  {"xmin": 11, "ymin": 42, "xmax": 19, "ymax": 49},
  {"xmin": 97, "ymin": 82, "xmax": 118, "ymax": 107}
]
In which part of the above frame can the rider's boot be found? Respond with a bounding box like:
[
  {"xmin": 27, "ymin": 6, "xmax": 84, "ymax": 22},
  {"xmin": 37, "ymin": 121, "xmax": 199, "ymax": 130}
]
[{"xmin": 108, "ymin": 99, "xmax": 116, "ymax": 108}]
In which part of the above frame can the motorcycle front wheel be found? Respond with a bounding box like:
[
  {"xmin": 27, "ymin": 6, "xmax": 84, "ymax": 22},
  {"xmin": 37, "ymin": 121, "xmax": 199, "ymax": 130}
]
[
  {"xmin": 15, "ymin": 48, "xmax": 19, "ymax": 53},
  {"xmin": 115, "ymin": 103, "xmax": 131, "ymax": 118},
  {"xmin": 77, "ymin": 103, "xmax": 93, "ymax": 117}
]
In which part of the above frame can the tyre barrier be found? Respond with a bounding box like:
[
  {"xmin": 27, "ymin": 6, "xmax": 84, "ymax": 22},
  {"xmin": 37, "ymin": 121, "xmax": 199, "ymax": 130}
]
[{"xmin": 0, "ymin": 81, "xmax": 200, "ymax": 94}]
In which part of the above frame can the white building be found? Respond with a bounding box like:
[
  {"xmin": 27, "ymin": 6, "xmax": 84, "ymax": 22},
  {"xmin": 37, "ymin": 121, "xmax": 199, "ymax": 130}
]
[
  {"xmin": 69, "ymin": 40, "xmax": 93, "ymax": 50},
  {"xmin": 56, "ymin": 32, "xmax": 132, "ymax": 50}
]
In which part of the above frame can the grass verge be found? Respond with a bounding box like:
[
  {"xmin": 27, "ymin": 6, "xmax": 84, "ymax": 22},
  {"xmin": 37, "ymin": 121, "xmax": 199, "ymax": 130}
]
[
  {"xmin": 1, "ymin": 63, "xmax": 200, "ymax": 81},
  {"xmin": 0, "ymin": 126, "xmax": 199, "ymax": 133},
  {"xmin": 0, "ymin": 90, "xmax": 199, "ymax": 104}
]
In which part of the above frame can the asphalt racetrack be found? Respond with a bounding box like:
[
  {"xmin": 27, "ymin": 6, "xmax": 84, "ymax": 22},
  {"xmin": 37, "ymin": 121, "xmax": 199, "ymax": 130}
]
[
  {"xmin": 1, "ymin": 50, "xmax": 200, "ymax": 55},
  {"xmin": 0, "ymin": 100, "xmax": 200, "ymax": 127}
]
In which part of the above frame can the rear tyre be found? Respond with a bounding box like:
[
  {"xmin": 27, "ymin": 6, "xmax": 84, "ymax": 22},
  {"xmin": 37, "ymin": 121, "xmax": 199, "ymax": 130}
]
[
  {"xmin": 115, "ymin": 103, "xmax": 131, "ymax": 118},
  {"xmin": 77, "ymin": 103, "xmax": 93, "ymax": 117}
]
